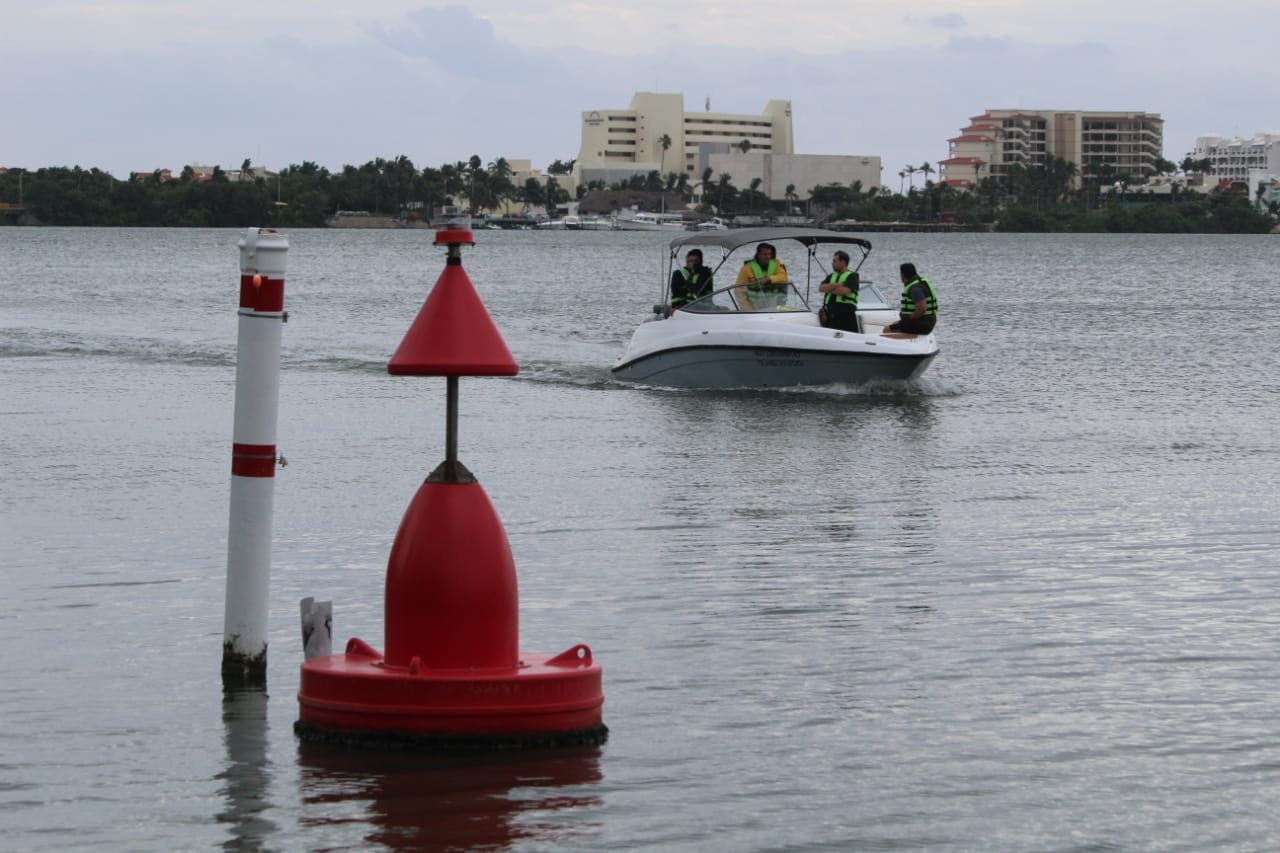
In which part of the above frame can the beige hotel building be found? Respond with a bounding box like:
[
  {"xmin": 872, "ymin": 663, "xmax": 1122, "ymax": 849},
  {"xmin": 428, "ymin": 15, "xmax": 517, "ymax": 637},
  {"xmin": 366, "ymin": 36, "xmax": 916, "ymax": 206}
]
[
  {"xmin": 574, "ymin": 91, "xmax": 881, "ymax": 202},
  {"xmin": 939, "ymin": 109, "xmax": 1164, "ymax": 189}
]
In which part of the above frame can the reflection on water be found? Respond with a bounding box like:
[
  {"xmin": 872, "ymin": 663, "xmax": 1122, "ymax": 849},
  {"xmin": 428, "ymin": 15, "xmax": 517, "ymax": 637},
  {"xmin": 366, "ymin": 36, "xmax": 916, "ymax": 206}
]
[
  {"xmin": 297, "ymin": 744, "xmax": 604, "ymax": 851},
  {"xmin": 218, "ymin": 687, "xmax": 277, "ymax": 851}
]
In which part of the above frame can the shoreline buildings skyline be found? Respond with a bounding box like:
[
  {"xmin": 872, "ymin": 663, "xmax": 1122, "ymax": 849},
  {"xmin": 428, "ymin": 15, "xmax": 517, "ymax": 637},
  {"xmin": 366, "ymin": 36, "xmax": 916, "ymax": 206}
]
[
  {"xmin": 6, "ymin": 92, "xmax": 1274, "ymax": 207},
  {"xmin": 568, "ymin": 92, "xmax": 1276, "ymax": 203}
]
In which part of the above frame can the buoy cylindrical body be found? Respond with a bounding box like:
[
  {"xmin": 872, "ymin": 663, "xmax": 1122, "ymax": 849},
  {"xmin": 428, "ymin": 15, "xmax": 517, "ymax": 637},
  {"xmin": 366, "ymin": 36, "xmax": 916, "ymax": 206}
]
[
  {"xmin": 385, "ymin": 481, "xmax": 518, "ymax": 669},
  {"xmin": 223, "ymin": 228, "xmax": 288, "ymax": 683}
]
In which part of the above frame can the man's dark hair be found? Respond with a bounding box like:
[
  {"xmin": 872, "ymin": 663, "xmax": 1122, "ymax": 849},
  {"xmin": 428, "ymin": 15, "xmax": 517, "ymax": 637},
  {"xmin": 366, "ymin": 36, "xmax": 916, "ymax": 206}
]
[
  {"xmin": 834, "ymin": 250, "xmax": 850, "ymax": 264},
  {"xmin": 900, "ymin": 262, "xmax": 919, "ymax": 279},
  {"xmin": 687, "ymin": 249, "xmax": 702, "ymax": 261}
]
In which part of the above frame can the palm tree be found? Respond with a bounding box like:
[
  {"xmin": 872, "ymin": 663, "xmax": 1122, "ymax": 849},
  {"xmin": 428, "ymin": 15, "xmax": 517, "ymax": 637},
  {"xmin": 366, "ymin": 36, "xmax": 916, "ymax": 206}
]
[
  {"xmin": 386, "ymin": 154, "xmax": 416, "ymax": 209},
  {"xmin": 716, "ymin": 173, "xmax": 734, "ymax": 213},
  {"xmin": 659, "ymin": 133, "xmax": 672, "ymax": 175},
  {"xmin": 738, "ymin": 138, "xmax": 752, "ymax": 154},
  {"xmin": 699, "ymin": 166, "xmax": 714, "ymax": 205},
  {"xmin": 784, "ymin": 183, "xmax": 798, "ymax": 213},
  {"xmin": 465, "ymin": 155, "xmax": 486, "ymax": 212},
  {"xmin": 440, "ymin": 162, "xmax": 466, "ymax": 208},
  {"xmin": 488, "ymin": 157, "xmax": 512, "ymax": 181},
  {"xmin": 749, "ymin": 177, "xmax": 764, "ymax": 213},
  {"xmin": 521, "ymin": 178, "xmax": 545, "ymax": 213},
  {"xmin": 418, "ymin": 166, "xmax": 445, "ymax": 214},
  {"xmin": 674, "ymin": 171, "xmax": 691, "ymax": 203},
  {"xmin": 904, "ymin": 164, "xmax": 919, "ymax": 193},
  {"xmin": 919, "ymin": 162, "xmax": 935, "ymax": 186},
  {"xmin": 971, "ymin": 160, "xmax": 984, "ymax": 193}
]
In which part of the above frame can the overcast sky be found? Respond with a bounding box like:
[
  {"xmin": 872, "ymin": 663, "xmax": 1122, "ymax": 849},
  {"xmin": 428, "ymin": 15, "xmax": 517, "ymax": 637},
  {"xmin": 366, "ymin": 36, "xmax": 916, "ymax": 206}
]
[{"xmin": 3, "ymin": 1, "xmax": 1277, "ymax": 185}]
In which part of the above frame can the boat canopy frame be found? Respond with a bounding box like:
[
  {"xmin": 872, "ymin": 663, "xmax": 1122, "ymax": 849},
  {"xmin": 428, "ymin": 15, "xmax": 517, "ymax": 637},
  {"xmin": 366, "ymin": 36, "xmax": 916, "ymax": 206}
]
[{"xmin": 663, "ymin": 227, "xmax": 874, "ymax": 309}]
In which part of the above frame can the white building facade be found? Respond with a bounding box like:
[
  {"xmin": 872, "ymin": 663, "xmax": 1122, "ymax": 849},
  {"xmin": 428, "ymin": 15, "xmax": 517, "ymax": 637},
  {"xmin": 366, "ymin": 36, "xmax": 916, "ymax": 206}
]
[
  {"xmin": 699, "ymin": 152, "xmax": 882, "ymax": 206},
  {"xmin": 1192, "ymin": 133, "xmax": 1280, "ymax": 184}
]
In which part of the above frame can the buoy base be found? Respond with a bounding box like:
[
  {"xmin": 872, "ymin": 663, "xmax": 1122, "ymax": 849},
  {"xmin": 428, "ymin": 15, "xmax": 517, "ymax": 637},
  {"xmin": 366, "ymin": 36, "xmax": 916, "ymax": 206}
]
[
  {"xmin": 296, "ymin": 638, "xmax": 606, "ymax": 752},
  {"xmin": 293, "ymin": 720, "xmax": 609, "ymax": 752}
]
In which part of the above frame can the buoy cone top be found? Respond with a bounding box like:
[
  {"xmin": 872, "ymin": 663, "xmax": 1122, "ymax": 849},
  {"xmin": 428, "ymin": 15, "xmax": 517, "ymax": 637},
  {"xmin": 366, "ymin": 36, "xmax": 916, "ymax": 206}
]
[{"xmin": 388, "ymin": 262, "xmax": 518, "ymax": 376}]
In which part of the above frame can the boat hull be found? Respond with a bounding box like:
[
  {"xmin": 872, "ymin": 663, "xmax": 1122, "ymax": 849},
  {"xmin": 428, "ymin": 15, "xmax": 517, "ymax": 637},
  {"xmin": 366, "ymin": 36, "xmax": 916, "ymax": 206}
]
[
  {"xmin": 612, "ymin": 307, "xmax": 937, "ymax": 388},
  {"xmin": 612, "ymin": 342, "xmax": 935, "ymax": 387}
]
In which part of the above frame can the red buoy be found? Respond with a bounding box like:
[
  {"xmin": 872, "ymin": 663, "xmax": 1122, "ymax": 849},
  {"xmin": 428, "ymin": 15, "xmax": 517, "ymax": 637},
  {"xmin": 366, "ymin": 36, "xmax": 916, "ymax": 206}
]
[{"xmin": 296, "ymin": 217, "xmax": 606, "ymax": 750}]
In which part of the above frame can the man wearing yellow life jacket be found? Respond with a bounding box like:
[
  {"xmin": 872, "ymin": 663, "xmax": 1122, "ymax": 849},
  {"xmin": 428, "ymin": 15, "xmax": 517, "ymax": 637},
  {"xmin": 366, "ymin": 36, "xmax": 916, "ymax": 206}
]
[
  {"xmin": 818, "ymin": 250, "xmax": 860, "ymax": 332},
  {"xmin": 884, "ymin": 262, "xmax": 938, "ymax": 335},
  {"xmin": 734, "ymin": 243, "xmax": 788, "ymax": 310}
]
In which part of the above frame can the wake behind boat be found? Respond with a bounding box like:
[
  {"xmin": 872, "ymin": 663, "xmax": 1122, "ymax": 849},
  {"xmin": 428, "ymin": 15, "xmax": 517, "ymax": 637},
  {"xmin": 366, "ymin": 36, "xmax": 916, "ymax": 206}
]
[{"xmin": 611, "ymin": 227, "xmax": 939, "ymax": 388}]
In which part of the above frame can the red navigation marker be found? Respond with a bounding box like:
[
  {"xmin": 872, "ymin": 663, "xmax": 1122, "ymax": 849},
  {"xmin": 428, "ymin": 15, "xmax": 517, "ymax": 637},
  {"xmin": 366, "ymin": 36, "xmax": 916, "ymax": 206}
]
[{"xmin": 297, "ymin": 217, "xmax": 606, "ymax": 750}]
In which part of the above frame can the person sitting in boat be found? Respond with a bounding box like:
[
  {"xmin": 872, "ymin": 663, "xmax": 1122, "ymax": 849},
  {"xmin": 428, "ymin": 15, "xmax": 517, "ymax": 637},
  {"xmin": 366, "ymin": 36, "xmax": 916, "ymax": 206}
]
[
  {"xmin": 669, "ymin": 249, "xmax": 714, "ymax": 313},
  {"xmin": 734, "ymin": 243, "xmax": 788, "ymax": 310},
  {"xmin": 817, "ymin": 250, "xmax": 860, "ymax": 332},
  {"xmin": 883, "ymin": 262, "xmax": 938, "ymax": 336}
]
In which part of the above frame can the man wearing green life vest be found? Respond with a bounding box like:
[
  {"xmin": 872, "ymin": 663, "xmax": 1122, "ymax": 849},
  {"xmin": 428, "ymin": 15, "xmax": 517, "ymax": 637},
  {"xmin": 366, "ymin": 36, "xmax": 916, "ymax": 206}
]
[
  {"xmin": 817, "ymin": 250, "xmax": 860, "ymax": 332},
  {"xmin": 884, "ymin": 262, "xmax": 938, "ymax": 336},
  {"xmin": 734, "ymin": 243, "xmax": 789, "ymax": 310},
  {"xmin": 669, "ymin": 249, "xmax": 714, "ymax": 313}
]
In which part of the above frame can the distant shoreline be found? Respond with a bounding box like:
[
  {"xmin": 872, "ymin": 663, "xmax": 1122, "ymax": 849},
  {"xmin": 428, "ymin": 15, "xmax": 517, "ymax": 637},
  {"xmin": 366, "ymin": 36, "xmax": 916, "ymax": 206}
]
[{"xmin": 324, "ymin": 214, "xmax": 432, "ymax": 229}]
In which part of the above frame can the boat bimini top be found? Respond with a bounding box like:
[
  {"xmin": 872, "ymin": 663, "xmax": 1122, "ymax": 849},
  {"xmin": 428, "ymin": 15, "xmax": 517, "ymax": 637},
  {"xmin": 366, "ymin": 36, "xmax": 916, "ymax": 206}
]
[{"xmin": 664, "ymin": 227, "xmax": 874, "ymax": 308}]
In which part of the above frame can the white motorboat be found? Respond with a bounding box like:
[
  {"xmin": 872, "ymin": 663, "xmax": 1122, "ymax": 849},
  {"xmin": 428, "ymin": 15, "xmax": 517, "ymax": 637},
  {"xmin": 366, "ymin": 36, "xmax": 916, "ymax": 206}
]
[
  {"xmin": 614, "ymin": 211, "xmax": 687, "ymax": 231},
  {"xmin": 687, "ymin": 217, "xmax": 728, "ymax": 231},
  {"xmin": 580, "ymin": 214, "xmax": 619, "ymax": 231},
  {"xmin": 611, "ymin": 227, "xmax": 939, "ymax": 388}
]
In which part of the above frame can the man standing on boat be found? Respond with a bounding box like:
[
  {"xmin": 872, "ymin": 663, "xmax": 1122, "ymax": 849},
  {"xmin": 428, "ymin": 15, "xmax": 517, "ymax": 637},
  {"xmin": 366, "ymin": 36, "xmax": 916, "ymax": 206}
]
[
  {"xmin": 818, "ymin": 250, "xmax": 860, "ymax": 332},
  {"xmin": 669, "ymin": 249, "xmax": 714, "ymax": 313},
  {"xmin": 883, "ymin": 262, "xmax": 938, "ymax": 336},
  {"xmin": 735, "ymin": 243, "xmax": 788, "ymax": 310}
]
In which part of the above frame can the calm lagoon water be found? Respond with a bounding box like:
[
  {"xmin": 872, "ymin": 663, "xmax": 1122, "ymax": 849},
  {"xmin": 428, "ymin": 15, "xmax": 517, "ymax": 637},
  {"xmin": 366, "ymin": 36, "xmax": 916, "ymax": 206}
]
[{"xmin": 2, "ymin": 226, "xmax": 1279, "ymax": 850}]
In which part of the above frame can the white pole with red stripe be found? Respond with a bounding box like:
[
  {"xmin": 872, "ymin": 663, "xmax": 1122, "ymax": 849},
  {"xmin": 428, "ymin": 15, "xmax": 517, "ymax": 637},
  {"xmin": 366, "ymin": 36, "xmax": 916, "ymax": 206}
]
[{"xmin": 223, "ymin": 227, "xmax": 288, "ymax": 684}]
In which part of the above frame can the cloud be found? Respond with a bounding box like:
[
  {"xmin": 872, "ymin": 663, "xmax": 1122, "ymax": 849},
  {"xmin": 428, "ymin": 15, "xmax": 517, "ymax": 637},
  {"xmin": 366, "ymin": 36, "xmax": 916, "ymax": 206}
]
[
  {"xmin": 3, "ymin": 2, "xmax": 1278, "ymax": 181},
  {"xmin": 369, "ymin": 4, "xmax": 506, "ymax": 67},
  {"xmin": 929, "ymin": 13, "xmax": 967, "ymax": 30}
]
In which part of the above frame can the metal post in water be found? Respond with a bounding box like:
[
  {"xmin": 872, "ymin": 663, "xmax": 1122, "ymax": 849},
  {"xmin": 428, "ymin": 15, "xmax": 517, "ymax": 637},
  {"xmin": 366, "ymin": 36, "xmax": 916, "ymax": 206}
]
[{"xmin": 223, "ymin": 227, "xmax": 289, "ymax": 685}]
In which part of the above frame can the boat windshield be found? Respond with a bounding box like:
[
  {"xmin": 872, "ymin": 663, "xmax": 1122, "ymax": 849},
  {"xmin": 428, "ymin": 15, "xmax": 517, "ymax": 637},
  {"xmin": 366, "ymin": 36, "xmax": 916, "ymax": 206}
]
[
  {"xmin": 678, "ymin": 280, "xmax": 894, "ymax": 315},
  {"xmin": 680, "ymin": 282, "xmax": 812, "ymax": 314},
  {"xmin": 854, "ymin": 282, "xmax": 893, "ymax": 311}
]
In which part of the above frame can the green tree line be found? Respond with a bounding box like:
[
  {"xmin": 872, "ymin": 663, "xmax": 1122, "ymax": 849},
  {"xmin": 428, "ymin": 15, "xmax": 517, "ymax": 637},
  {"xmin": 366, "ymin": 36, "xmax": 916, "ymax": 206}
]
[
  {"xmin": 0, "ymin": 155, "xmax": 573, "ymax": 228},
  {"xmin": 1, "ymin": 154, "xmax": 1274, "ymax": 233},
  {"xmin": 800, "ymin": 157, "xmax": 1274, "ymax": 234}
]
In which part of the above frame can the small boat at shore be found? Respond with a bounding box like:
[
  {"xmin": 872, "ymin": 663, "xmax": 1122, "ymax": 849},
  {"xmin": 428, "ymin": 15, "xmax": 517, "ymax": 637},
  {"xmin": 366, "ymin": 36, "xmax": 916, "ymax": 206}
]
[
  {"xmin": 614, "ymin": 211, "xmax": 687, "ymax": 232},
  {"xmin": 580, "ymin": 214, "xmax": 619, "ymax": 231},
  {"xmin": 611, "ymin": 227, "xmax": 939, "ymax": 388}
]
